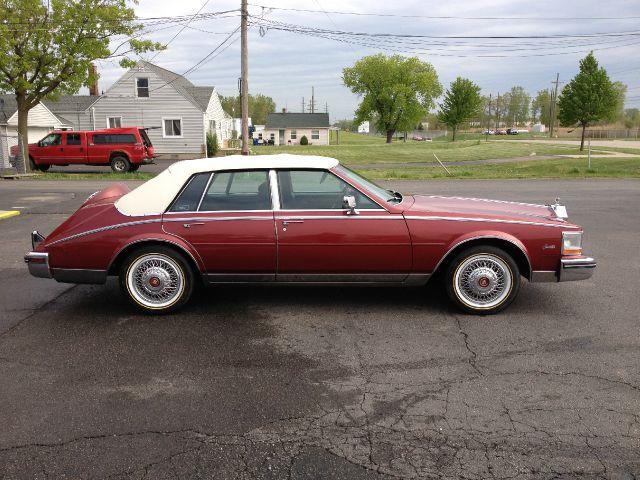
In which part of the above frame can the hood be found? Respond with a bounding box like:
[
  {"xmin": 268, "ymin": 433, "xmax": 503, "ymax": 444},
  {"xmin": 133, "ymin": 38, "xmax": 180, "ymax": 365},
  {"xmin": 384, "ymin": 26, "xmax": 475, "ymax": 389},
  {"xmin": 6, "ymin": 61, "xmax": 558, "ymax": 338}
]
[{"xmin": 406, "ymin": 195, "xmax": 566, "ymax": 223}]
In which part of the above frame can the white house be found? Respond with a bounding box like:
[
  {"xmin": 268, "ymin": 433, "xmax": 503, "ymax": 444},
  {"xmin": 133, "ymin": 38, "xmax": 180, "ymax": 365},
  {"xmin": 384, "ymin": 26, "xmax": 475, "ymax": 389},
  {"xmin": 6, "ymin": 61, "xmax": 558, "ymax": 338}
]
[{"xmin": 264, "ymin": 112, "xmax": 330, "ymax": 146}]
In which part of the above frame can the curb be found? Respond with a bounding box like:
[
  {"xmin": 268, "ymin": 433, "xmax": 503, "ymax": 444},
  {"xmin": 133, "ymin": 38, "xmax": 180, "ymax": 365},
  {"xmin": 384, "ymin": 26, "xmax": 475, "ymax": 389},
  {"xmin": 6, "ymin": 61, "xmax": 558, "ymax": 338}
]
[{"xmin": 0, "ymin": 210, "xmax": 20, "ymax": 220}]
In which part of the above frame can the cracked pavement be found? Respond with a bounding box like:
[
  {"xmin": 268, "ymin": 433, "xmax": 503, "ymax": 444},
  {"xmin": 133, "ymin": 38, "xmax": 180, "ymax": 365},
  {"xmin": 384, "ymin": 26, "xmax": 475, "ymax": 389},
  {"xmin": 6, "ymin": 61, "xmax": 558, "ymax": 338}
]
[{"xmin": 0, "ymin": 179, "xmax": 639, "ymax": 479}]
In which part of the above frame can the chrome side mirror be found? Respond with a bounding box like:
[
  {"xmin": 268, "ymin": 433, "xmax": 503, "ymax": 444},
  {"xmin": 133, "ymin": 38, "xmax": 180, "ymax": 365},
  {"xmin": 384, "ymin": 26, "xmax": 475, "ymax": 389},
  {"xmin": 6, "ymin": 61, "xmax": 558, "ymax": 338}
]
[{"xmin": 343, "ymin": 195, "xmax": 359, "ymax": 215}]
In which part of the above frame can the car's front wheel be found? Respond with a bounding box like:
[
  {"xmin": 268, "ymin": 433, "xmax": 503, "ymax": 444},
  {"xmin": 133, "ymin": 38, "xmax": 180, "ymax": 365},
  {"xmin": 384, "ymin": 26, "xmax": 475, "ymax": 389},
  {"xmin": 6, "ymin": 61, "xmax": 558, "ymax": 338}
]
[
  {"xmin": 119, "ymin": 246, "xmax": 194, "ymax": 313},
  {"xmin": 445, "ymin": 245, "xmax": 520, "ymax": 315}
]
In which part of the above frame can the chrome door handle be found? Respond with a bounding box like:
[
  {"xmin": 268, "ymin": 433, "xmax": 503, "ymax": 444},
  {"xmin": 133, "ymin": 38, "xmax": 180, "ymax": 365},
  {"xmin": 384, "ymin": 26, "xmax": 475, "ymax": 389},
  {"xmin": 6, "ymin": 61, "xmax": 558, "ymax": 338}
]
[
  {"xmin": 282, "ymin": 219, "xmax": 304, "ymax": 226},
  {"xmin": 183, "ymin": 222, "xmax": 205, "ymax": 228}
]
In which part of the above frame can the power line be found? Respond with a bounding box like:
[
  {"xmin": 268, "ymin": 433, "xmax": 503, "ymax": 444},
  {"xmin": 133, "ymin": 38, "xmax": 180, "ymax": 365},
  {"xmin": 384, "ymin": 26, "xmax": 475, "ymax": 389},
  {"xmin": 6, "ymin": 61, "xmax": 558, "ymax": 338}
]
[
  {"xmin": 249, "ymin": 3, "xmax": 640, "ymax": 21},
  {"xmin": 148, "ymin": 0, "xmax": 212, "ymax": 62},
  {"xmin": 148, "ymin": 27, "xmax": 241, "ymax": 93}
]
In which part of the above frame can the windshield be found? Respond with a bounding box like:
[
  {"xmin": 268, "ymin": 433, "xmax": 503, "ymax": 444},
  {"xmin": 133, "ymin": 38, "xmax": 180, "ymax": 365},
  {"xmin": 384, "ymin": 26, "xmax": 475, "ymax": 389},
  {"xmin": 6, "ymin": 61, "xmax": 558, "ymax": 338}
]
[{"xmin": 335, "ymin": 165, "xmax": 401, "ymax": 203}]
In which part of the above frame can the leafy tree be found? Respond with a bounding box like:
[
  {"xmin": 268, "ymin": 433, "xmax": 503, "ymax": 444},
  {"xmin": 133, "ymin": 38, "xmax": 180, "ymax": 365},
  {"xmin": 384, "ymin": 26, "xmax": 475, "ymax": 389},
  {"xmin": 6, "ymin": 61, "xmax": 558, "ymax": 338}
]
[
  {"xmin": 0, "ymin": 0, "xmax": 162, "ymax": 173},
  {"xmin": 334, "ymin": 119, "xmax": 355, "ymax": 131},
  {"xmin": 531, "ymin": 90, "xmax": 552, "ymax": 126},
  {"xmin": 623, "ymin": 108, "xmax": 640, "ymax": 129},
  {"xmin": 437, "ymin": 77, "xmax": 482, "ymax": 141},
  {"xmin": 342, "ymin": 54, "xmax": 442, "ymax": 143},
  {"xmin": 558, "ymin": 53, "xmax": 618, "ymax": 150},
  {"xmin": 505, "ymin": 86, "xmax": 530, "ymax": 126},
  {"xmin": 610, "ymin": 82, "xmax": 627, "ymax": 124},
  {"xmin": 220, "ymin": 93, "xmax": 276, "ymax": 125}
]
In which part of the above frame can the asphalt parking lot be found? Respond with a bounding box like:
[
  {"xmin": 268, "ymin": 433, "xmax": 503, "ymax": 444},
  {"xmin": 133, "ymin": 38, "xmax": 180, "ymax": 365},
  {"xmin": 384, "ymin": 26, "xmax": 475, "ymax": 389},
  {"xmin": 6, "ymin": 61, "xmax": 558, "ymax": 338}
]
[{"xmin": 1, "ymin": 178, "xmax": 639, "ymax": 479}]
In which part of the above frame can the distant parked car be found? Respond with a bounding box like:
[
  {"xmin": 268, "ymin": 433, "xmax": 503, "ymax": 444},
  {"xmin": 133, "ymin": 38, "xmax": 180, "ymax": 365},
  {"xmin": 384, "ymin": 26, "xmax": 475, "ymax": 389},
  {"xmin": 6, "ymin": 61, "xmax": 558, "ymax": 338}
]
[
  {"xmin": 25, "ymin": 154, "xmax": 596, "ymax": 315},
  {"xmin": 10, "ymin": 127, "xmax": 154, "ymax": 173},
  {"xmin": 507, "ymin": 128, "xmax": 519, "ymax": 135},
  {"xmin": 483, "ymin": 129, "xmax": 495, "ymax": 135},
  {"xmin": 495, "ymin": 129, "xmax": 507, "ymax": 135},
  {"xmin": 412, "ymin": 135, "xmax": 425, "ymax": 141}
]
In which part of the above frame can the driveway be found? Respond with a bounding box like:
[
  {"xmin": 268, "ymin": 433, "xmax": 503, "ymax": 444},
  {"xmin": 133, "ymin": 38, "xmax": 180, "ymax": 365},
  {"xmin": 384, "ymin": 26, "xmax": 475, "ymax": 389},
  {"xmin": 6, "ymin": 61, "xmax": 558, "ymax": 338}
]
[{"xmin": 0, "ymin": 178, "xmax": 638, "ymax": 479}]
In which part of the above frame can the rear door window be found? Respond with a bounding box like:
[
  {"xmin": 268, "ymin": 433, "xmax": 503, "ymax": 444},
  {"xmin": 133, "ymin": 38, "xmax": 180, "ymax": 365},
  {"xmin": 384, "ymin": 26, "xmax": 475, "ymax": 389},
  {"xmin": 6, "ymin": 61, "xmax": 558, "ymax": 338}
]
[
  {"xmin": 167, "ymin": 173, "xmax": 211, "ymax": 212},
  {"xmin": 199, "ymin": 170, "xmax": 271, "ymax": 211},
  {"xmin": 66, "ymin": 133, "xmax": 81, "ymax": 145}
]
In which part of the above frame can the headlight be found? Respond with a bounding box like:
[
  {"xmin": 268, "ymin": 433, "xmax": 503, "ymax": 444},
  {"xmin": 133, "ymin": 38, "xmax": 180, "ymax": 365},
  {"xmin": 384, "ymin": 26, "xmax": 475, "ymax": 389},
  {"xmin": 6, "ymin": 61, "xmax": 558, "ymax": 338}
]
[{"xmin": 562, "ymin": 231, "xmax": 583, "ymax": 255}]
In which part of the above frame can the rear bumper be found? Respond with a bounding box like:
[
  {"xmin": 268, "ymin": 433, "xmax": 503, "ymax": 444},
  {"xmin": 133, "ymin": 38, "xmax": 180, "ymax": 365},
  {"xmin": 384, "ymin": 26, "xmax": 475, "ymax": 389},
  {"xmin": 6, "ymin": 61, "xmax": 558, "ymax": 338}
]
[
  {"xmin": 24, "ymin": 252, "xmax": 52, "ymax": 279},
  {"xmin": 559, "ymin": 256, "xmax": 597, "ymax": 282}
]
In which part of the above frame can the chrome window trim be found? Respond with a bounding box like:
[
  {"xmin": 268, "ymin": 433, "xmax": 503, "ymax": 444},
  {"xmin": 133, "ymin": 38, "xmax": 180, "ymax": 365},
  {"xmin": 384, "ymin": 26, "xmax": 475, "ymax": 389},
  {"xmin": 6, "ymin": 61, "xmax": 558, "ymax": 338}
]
[
  {"xmin": 163, "ymin": 216, "xmax": 273, "ymax": 222},
  {"xmin": 196, "ymin": 172, "xmax": 214, "ymax": 211},
  {"xmin": 269, "ymin": 169, "xmax": 280, "ymax": 210},
  {"xmin": 276, "ymin": 215, "xmax": 402, "ymax": 220}
]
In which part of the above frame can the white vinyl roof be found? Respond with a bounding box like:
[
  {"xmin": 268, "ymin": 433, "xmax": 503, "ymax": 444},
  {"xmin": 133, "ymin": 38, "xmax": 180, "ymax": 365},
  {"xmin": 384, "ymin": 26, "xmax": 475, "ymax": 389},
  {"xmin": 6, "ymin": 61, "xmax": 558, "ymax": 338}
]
[{"xmin": 115, "ymin": 154, "xmax": 340, "ymax": 216}]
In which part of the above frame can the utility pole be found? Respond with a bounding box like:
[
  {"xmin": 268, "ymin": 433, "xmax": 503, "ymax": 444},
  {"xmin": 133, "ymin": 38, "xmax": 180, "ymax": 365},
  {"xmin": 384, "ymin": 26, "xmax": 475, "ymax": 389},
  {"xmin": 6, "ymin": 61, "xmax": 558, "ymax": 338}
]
[
  {"xmin": 308, "ymin": 86, "xmax": 315, "ymax": 113},
  {"xmin": 240, "ymin": 0, "xmax": 249, "ymax": 155},
  {"xmin": 549, "ymin": 73, "xmax": 561, "ymax": 138},
  {"xmin": 486, "ymin": 93, "xmax": 492, "ymax": 142},
  {"xmin": 495, "ymin": 92, "xmax": 500, "ymax": 131},
  {"xmin": 301, "ymin": 97, "xmax": 305, "ymax": 113}
]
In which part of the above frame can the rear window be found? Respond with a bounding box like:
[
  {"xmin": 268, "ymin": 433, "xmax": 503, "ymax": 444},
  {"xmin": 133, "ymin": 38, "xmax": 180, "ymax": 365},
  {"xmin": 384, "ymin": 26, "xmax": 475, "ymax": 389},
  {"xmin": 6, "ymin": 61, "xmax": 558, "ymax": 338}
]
[
  {"xmin": 93, "ymin": 133, "xmax": 137, "ymax": 144},
  {"xmin": 167, "ymin": 173, "xmax": 211, "ymax": 212},
  {"xmin": 139, "ymin": 129, "xmax": 152, "ymax": 147}
]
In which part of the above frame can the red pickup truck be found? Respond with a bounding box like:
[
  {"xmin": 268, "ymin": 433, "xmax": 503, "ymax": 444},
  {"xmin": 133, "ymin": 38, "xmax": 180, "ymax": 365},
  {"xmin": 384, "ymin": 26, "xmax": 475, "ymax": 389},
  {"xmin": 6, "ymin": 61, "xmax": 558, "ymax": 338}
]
[{"xmin": 10, "ymin": 127, "xmax": 154, "ymax": 172}]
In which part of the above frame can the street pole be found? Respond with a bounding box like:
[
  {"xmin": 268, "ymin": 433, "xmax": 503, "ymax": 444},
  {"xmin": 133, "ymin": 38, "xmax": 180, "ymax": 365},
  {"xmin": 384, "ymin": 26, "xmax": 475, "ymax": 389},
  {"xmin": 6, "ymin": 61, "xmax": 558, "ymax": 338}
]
[
  {"xmin": 486, "ymin": 93, "xmax": 491, "ymax": 142},
  {"xmin": 240, "ymin": 0, "xmax": 249, "ymax": 155},
  {"xmin": 588, "ymin": 137, "xmax": 591, "ymax": 169}
]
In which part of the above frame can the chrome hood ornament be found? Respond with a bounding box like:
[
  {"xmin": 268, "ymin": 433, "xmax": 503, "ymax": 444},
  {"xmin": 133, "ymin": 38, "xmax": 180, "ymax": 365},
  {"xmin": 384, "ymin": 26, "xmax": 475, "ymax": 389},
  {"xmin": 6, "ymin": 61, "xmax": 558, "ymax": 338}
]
[{"xmin": 548, "ymin": 197, "xmax": 568, "ymax": 219}]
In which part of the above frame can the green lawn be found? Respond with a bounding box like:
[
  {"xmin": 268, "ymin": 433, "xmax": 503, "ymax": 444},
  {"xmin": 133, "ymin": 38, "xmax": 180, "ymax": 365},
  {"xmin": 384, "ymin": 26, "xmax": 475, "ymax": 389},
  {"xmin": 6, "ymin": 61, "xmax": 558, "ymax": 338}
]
[
  {"xmin": 253, "ymin": 132, "xmax": 590, "ymax": 165},
  {"xmin": 357, "ymin": 156, "xmax": 640, "ymax": 180}
]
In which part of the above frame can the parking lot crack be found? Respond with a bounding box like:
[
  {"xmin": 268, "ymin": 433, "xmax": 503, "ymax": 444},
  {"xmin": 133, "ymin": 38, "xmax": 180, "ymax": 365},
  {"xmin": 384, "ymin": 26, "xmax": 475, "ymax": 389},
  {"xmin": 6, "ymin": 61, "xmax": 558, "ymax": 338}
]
[{"xmin": 455, "ymin": 317, "xmax": 483, "ymax": 376}]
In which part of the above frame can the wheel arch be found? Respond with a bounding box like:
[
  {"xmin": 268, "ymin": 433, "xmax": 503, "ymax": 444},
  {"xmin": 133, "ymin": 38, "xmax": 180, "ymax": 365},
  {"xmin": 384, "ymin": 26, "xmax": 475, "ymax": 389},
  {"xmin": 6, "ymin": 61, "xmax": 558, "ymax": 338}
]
[
  {"xmin": 109, "ymin": 150, "xmax": 130, "ymax": 161},
  {"xmin": 433, "ymin": 234, "xmax": 532, "ymax": 280},
  {"xmin": 107, "ymin": 238, "xmax": 202, "ymax": 278}
]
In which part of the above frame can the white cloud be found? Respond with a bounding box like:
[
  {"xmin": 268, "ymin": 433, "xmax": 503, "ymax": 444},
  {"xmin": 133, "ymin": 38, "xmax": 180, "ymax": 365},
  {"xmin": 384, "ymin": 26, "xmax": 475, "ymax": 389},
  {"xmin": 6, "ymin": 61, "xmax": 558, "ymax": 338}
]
[{"xmin": 94, "ymin": 0, "xmax": 640, "ymax": 117}]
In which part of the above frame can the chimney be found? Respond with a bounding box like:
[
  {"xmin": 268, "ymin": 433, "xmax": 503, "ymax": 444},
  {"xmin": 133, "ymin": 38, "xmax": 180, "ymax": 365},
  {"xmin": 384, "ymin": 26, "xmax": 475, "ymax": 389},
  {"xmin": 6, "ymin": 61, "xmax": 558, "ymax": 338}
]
[
  {"xmin": 88, "ymin": 63, "xmax": 99, "ymax": 96},
  {"xmin": 281, "ymin": 107, "xmax": 287, "ymax": 113}
]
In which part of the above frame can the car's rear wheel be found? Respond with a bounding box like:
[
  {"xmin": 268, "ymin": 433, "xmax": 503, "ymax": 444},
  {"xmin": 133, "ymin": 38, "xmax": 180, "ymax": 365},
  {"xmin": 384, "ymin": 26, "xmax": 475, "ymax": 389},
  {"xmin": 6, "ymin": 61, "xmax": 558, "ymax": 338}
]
[
  {"xmin": 445, "ymin": 245, "xmax": 520, "ymax": 315},
  {"xmin": 110, "ymin": 156, "xmax": 131, "ymax": 173},
  {"xmin": 119, "ymin": 246, "xmax": 194, "ymax": 313}
]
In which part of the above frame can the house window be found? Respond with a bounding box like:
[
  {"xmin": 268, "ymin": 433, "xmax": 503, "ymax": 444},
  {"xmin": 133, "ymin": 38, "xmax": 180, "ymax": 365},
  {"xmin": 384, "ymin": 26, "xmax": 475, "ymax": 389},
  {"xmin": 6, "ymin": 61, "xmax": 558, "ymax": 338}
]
[
  {"xmin": 258, "ymin": 133, "xmax": 263, "ymax": 140},
  {"xmin": 136, "ymin": 77, "xmax": 149, "ymax": 98},
  {"xmin": 107, "ymin": 116, "xmax": 122, "ymax": 129},
  {"xmin": 311, "ymin": 129, "xmax": 320, "ymax": 140},
  {"xmin": 270, "ymin": 133, "xmax": 275, "ymax": 141},
  {"xmin": 163, "ymin": 118, "xmax": 182, "ymax": 137},
  {"xmin": 290, "ymin": 129, "xmax": 297, "ymax": 140}
]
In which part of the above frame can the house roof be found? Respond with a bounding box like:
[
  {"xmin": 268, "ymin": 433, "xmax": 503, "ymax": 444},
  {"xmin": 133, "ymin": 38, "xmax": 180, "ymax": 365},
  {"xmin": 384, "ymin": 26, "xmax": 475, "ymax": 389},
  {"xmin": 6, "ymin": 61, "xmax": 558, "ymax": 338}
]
[
  {"xmin": 42, "ymin": 95, "xmax": 99, "ymax": 114},
  {"xmin": 266, "ymin": 112, "xmax": 330, "ymax": 129},
  {"xmin": 115, "ymin": 154, "xmax": 340, "ymax": 216},
  {"xmin": 139, "ymin": 61, "xmax": 215, "ymax": 111},
  {"xmin": 0, "ymin": 94, "xmax": 17, "ymax": 123}
]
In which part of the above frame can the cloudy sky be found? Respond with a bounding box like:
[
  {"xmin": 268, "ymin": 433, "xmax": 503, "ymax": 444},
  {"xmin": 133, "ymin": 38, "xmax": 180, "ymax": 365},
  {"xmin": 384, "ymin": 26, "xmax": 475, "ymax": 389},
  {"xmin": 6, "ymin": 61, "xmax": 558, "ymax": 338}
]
[{"xmin": 96, "ymin": 0, "xmax": 640, "ymax": 120}]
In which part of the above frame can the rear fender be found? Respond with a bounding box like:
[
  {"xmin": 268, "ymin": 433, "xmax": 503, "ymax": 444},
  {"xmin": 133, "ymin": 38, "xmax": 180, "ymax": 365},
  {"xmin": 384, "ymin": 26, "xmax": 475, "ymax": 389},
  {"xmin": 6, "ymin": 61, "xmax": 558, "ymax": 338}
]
[{"xmin": 107, "ymin": 233, "xmax": 205, "ymax": 275}]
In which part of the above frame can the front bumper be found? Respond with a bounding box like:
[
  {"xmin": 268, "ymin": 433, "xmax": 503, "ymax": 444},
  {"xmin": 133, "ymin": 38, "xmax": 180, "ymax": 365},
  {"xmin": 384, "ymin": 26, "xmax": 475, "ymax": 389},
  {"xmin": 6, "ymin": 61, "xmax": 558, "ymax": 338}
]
[
  {"xmin": 24, "ymin": 252, "xmax": 52, "ymax": 279},
  {"xmin": 559, "ymin": 256, "xmax": 597, "ymax": 282}
]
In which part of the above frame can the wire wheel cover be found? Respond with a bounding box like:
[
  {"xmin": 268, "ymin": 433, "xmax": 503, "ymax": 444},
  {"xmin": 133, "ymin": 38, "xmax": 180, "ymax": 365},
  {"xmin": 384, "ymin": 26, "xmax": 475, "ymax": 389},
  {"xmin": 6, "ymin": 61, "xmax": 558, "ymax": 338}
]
[
  {"xmin": 127, "ymin": 254, "xmax": 184, "ymax": 308},
  {"xmin": 454, "ymin": 254, "xmax": 512, "ymax": 309}
]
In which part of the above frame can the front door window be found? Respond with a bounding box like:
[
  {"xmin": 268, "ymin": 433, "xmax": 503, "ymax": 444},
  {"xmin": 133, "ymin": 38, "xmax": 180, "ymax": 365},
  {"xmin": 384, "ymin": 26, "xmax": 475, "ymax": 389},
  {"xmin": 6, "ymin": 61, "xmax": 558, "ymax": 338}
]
[{"xmin": 277, "ymin": 170, "xmax": 380, "ymax": 210}]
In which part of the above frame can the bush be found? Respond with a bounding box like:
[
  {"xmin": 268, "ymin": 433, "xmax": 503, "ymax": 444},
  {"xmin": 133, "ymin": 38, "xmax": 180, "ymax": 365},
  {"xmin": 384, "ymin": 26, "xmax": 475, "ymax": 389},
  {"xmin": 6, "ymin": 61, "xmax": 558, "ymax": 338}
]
[
  {"xmin": 299, "ymin": 135, "xmax": 309, "ymax": 146},
  {"xmin": 206, "ymin": 131, "xmax": 219, "ymax": 157}
]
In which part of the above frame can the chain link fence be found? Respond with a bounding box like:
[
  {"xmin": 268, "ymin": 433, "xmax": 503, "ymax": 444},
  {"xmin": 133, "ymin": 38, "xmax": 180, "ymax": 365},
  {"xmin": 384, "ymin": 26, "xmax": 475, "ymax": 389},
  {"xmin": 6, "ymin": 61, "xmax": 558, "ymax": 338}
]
[{"xmin": 0, "ymin": 132, "xmax": 19, "ymax": 172}]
